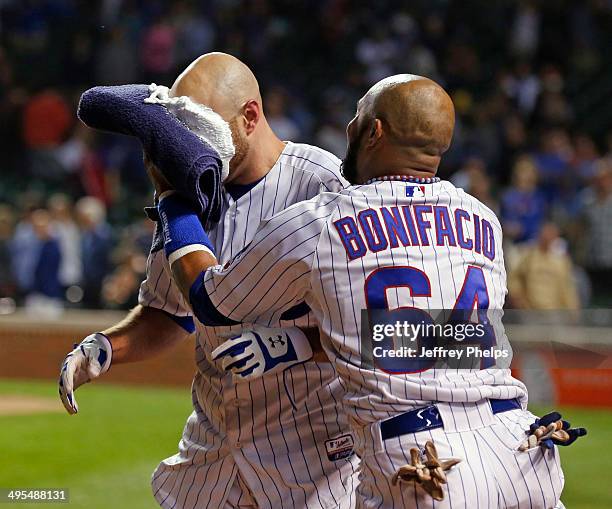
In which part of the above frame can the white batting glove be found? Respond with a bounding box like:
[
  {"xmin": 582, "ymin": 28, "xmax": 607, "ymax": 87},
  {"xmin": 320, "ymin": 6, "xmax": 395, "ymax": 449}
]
[
  {"xmin": 58, "ymin": 333, "xmax": 112, "ymax": 414},
  {"xmin": 211, "ymin": 326, "xmax": 313, "ymax": 382}
]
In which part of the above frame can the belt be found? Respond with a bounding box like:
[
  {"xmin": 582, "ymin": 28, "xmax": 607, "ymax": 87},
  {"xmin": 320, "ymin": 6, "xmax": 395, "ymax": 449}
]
[{"xmin": 380, "ymin": 398, "xmax": 521, "ymax": 441}]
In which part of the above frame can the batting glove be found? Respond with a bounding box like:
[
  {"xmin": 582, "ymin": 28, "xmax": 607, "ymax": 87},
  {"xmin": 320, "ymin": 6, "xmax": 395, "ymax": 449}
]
[
  {"xmin": 58, "ymin": 333, "xmax": 112, "ymax": 414},
  {"xmin": 519, "ymin": 411, "xmax": 587, "ymax": 451},
  {"xmin": 211, "ymin": 326, "xmax": 313, "ymax": 382}
]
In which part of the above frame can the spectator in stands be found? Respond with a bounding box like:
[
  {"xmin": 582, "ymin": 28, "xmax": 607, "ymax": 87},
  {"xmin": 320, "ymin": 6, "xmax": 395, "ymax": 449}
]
[
  {"xmin": 140, "ymin": 15, "xmax": 176, "ymax": 84},
  {"xmin": 572, "ymin": 133, "xmax": 600, "ymax": 183},
  {"xmin": 0, "ymin": 0, "xmax": 610, "ymax": 308},
  {"xmin": 579, "ymin": 161, "xmax": 612, "ymax": 305},
  {"xmin": 355, "ymin": 27, "xmax": 398, "ymax": 84},
  {"xmin": 499, "ymin": 112, "xmax": 528, "ymax": 180},
  {"xmin": 22, "ymin": 90, "xmax": 74, "ymax": 181},
  {"xmin": 506, "ymin": 61, "xmax": 541, "ymax": 117},
  {"xmin": 315, "ymin": 118, "xmax": 346, "ymax": 159},
  {"xmin": 468, "ymin": 169, "xmax": 498, "ymax": 215},
  {"xmin": 10, "ymin": 203, "xmax": 41, "ymax": 297},
  {"xmin": 509, "ymin": 1, "xmax": 540, "ymax": 60},
  {"xmin": 48, "ymin": 194, "xmax": 82, "ymax": 290},
  {"xmin": 532, "ymin": 129, "xmax": 572, "ymax": 207},
  {"xmin": 264, "ymin": 87, "xmax": 301, "ymax": 141},
  {"xmin": 172, "ymin": 1, "xmax": 216, "ymax": 68},
  {"xmin": 500, "ymin": 156, "xmax": 546, "ymax": 243},
  {"xmin": 76, "ymin": 197, "xmax": 112, "ymax": 308},
  {"xmin": 25, "ymin": 209, "xmax": 63, "ymax": 314},
  {"xmin": 22, "ymin": 90, "xmax": 72, "ymax": 150},
  {"xmin": 508, "ymin": 222, "xmax": 579, "ymax": 310},
  {"xmin": 94, "ymin": 26, "xmax": 139, "ymax": 85}
]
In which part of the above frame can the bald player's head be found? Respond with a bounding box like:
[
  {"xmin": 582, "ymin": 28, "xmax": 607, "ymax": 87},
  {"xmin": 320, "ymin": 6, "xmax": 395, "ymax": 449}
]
[
  {"xmin": 171, "ymin": 52, "xmax": 261, "ymax": 118},
  {"xmin": 341, "ymin": 74, "xmax": 455, "ymax": 184},
  {"xmin": 169, "ymin": 52, "xmax": 265, "ymax": 177}
]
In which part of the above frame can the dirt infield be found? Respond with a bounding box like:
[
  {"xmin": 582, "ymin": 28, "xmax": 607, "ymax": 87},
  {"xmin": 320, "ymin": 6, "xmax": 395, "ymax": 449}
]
[
  {"xmin": 0, "ymin": 310, "xmax": 194, "ymax": 387},
  {"xmin": 0, "ymin": 395, "xmax": 64, "ymax": 416}
]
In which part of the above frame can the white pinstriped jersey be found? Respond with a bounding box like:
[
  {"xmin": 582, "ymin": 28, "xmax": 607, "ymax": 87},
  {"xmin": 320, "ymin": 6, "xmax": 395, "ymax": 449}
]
[
  {"xmin": 201, "ymin": 180, "xmax": 528, "ymax": 428},
  {"xmin": 139, "ymin": 142, "xmax": 359, "ymax": 509}
]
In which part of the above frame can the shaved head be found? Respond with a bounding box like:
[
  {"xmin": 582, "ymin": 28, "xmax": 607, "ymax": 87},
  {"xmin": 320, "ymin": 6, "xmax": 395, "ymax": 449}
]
[
  {"xmin": 169, "ymin": 52, "xmax": 267, "ymax": 178},
  {"xmin": 342, "ymin": 74, "xmax": 455, "ymax": 184},
  {"xmin": 170, "ymin": 52, "xmax": 261, "ymax": 120},
  {"xmin": 366, "ymin": 75, "xmax": 455, "ymax": 155},
  {"xmin": 164, "ymin": 52, "xmax": 286, "ymax": 185}
]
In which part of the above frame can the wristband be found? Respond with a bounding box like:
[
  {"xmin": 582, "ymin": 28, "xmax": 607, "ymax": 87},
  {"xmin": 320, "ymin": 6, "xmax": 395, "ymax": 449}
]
[
  {"xmin": 84, "ymin": 332, "xmax": 113, "ymax": 373},
  {"xmin": 157, "ymin": 193, "xmax": 215, "ymax": 262},
  {"xmin": 283, "ymin": 327, "xmax": 314, "ymax": 363}
]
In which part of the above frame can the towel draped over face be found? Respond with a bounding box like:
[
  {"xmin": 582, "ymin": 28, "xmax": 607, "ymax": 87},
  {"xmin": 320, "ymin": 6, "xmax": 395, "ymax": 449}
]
[{"xmin": 77, "ymin": 84, "xmax": 236, "ymax": 235}]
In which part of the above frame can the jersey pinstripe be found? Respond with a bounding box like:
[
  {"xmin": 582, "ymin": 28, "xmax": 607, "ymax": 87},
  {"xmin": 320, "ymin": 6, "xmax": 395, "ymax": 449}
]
[
  {"xmin": 202, "ymin": 180, "xmax": 526, "ymax": 423},
  {"xmin": 201, "ymin": 180, "xmax": 564, "ymax": 508},
  {"xmin": 139, "ymin": 142, "xmax": 359, "ymax": 509}
]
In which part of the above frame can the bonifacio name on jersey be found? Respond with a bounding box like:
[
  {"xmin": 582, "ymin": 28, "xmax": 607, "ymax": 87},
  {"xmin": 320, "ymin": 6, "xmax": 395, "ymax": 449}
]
[{"xmin": 333, "ymin": 204, "xmax": 495, "ymax": 261}]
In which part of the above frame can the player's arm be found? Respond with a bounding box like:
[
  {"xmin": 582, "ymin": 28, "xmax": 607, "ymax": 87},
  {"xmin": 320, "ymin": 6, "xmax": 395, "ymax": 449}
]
[
  {"xmin": 102, "ymin": 304, "xmax": 190, "ymax": 363},
  {"xmin": 59, "ymin": 214, "xmax": 196, "ymax": 414},
  {"xmin": 161, "ymin": 193, "xmax": 329, "ymax": 382},
  {"xmin": 158, "ymin": 190, "xmax": 330, "ymax": 324},
  {"xmin": 58, "ymin": 304, "xmax": 190, "ymax": 414}
]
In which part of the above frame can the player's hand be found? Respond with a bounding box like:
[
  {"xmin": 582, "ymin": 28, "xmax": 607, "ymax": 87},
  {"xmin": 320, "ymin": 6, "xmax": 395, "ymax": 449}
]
[
  {"xmin": 211, "ymin": 326, "xmax": 313, "ymax": 382},
  {"xmin": 144, "ymin": 152, "xmax": 173, "ymax": 196},
  {"xmin": 58, "ymin": 333, "xmax": 112, "ymax": 415}
]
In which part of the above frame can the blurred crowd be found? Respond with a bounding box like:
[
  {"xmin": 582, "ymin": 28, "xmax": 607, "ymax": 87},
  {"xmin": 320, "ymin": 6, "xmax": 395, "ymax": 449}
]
[
  {"xmin": 0, "ymin": 0, "xmax": 611, "ymax": 312},
  {"xmin": 0, "ymin": 194, "xmax": 153, "ymax": 314}
]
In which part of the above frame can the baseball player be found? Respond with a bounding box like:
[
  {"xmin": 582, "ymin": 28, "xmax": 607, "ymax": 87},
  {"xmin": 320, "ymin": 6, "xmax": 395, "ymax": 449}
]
[
  {"xmin": 151, "ymin": 75, "xmax": 586, "ymax": 508},
  {"xmin": 59, "ymin": 53, "xmax": 359, "ymax": 508}
]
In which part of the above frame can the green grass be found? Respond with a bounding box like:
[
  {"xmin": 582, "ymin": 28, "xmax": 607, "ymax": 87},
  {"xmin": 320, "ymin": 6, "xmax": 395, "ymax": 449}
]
[
  {"xmin": 0, "ymin": 379, "xmax": 192, "ymax": 509},
  {"xmin": 530, "ymin": 405, "xmax": 612, "ymax": 509},
  {"xmin": 0, "ymin": 380, "xmax": 610, "ymax": 508}
]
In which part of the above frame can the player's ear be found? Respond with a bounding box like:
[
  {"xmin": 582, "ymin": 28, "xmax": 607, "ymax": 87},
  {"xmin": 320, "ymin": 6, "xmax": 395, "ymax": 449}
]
[
  {"xmin": 366, "ymin": 118, "xmax": 384, "ymax": 148},
  {"xmin": 241, "ymin": 100, "xmax": 261, "ymax": 135}
]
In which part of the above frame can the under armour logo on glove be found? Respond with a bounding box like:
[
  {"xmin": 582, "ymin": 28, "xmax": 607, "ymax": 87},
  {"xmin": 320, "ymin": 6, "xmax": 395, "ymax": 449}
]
[
  {"xmin": 212, "ymin": 325, "xmax": 313, "ymax": 382},
  {"xmin": 267, "ymin": 335, "xmax": 286, "ymax": 349},
  {"xmin": 519, "ymin": 411, "xmax": 587, "ymax": 451}
]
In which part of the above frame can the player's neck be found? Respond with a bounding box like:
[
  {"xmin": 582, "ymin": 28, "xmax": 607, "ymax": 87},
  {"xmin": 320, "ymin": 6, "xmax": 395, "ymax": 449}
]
[
  {"xmin": 231, "ymin": 126, "xmax": 285, "ymax": 185},
  {"xmin": 364, "ymin": 150, "xmax": 440, "ymax": 183},
  {"xmin": 367, "ymin": 167, "xmax": 438, "ymax": 182}
]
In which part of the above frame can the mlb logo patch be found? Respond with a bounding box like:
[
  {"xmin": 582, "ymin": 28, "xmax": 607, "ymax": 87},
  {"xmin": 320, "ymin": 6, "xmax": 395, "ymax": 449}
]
[
  {"xmin": 325, "ymin": 434, "xmax": 355, "ymax": 461},
  {"xmin": 406, "ymin": 185, "xmax": 426, "ymax": 198}
]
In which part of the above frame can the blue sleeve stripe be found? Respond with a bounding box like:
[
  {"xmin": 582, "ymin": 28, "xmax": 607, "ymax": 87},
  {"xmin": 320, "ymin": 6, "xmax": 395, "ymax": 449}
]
[
  {"xmin": 162, "ymin": 310, "xmax": 196, "ymax": 333},
  {"xmin": 280, "ymin": 302, "xmax": 311, "ymax": 321},
  {"xmin": 189, "ymin": 271, "xmax": 239, "ymax": 327}
]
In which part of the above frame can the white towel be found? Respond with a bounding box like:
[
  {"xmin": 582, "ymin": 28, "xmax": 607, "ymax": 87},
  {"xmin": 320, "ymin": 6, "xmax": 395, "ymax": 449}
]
[{"xmin": 144, "ymin": 83, "xmax": 235, "ymax": 182}]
